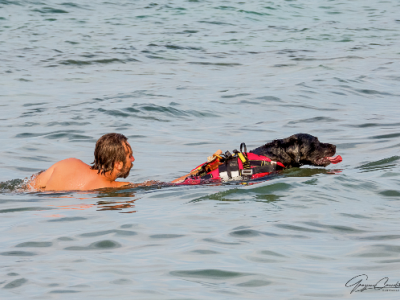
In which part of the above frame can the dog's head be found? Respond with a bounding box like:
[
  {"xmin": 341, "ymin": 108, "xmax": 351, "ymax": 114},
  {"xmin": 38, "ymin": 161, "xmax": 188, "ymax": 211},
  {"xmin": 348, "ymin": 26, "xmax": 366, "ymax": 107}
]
[
  {"xmin": 252, "ymin": 133, "xmax": 337, "ymax": 168},
  {"xmin": 287, "ymin": 133, "xmax": 336, "ymax": 167}
]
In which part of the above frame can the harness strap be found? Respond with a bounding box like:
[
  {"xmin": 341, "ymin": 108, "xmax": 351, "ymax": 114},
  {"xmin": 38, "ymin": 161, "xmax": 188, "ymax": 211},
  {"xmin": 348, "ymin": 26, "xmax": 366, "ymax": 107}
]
[
  {"xmin": 248, "ymin": 160, "xmax": 266, "ymax": 167},
  {"xmin": 226, "ymin": 160, "xmax": 232, "ymax": 179},
  {"xmin": 219, "ymin": 158, "xmax": 240, "ymax": 181},
  {"xmin": 238, "ymin": 143, "xmax": 251, "ymax": 169},
  {"xmin": 252, "ymin": 164, "xmax": 277, "ymax": 174},
  {"xmin": 184, "ymin": 142, "xmax": 286, "ymax": 184}
]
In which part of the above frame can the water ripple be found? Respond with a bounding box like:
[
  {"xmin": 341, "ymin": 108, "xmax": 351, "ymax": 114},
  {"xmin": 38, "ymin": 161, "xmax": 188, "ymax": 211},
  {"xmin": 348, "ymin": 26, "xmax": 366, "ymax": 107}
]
[
  {"xmin": 64, "ymin": 240, "xmax": 121, "ymax": 250},
  {"xmin": 16, "ymin": 242, "xmax": 52, "ymax": 247},
  {"xmin": 79, "ymin": 230, "xmax": 137, "ymax": 237},
  {"xmin": 275, "ymin": 224, "xmax": 324, "ymax": 233},
  {"xmin": 58, "ymin": 58, "xmax": 139, "ymax": 66},
  {"xmin": 32, "ymin": 7, "xmax": 69, "ymax": 14},
  {"xmin": 0, "ymin": 251, "xmax": 36, "ymax": 256},
  {"xmin": 170, "ymin": 269, "xmax": 252, "ymax": 279},
  {"xmin": 3, "ymin": 278, "xmax": 28, "ymax": 289},
  {"xmin": 358, "ymin": 156, "xmax": 400, "ymax": 172}
]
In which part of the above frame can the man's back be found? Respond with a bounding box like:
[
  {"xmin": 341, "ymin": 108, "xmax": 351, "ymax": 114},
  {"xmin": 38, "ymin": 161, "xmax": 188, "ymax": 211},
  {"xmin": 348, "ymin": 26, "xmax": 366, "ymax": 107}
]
[{"xmin": 31, "ymin": 158, "xmax": 130, "ymax": 191}]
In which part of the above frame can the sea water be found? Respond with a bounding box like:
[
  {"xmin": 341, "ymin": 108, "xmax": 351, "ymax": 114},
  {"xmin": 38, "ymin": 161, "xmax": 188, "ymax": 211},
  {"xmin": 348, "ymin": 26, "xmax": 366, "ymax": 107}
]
[{"xmin": 1, "ymin": 0, "xmax": 400, "ymax": 299}]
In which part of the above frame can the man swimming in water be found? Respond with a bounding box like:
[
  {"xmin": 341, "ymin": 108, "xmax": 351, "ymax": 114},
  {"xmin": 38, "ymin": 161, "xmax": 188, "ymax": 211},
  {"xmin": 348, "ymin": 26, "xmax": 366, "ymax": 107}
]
[{"xmin": 30, "ymin": 133, "xmax": 153, "ymax": 191}]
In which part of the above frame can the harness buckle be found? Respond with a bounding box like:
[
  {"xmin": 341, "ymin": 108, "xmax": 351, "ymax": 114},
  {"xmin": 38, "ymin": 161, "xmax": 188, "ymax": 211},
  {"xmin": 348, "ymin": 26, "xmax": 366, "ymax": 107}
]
[{"xmin": 241, "ymin": 169, "xmax": 253, "ymax": 176}]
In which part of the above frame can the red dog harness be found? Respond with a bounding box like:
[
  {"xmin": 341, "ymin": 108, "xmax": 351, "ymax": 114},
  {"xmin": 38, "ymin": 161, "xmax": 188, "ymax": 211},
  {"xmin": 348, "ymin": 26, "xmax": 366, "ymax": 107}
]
[{"xmin": 181, "ymin": 144, "xmax": 285, "ymax": 185}]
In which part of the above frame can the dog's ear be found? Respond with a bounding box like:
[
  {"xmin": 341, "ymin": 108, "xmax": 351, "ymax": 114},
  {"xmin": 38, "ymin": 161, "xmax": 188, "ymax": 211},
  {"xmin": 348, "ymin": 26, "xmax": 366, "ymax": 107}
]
[
  {"xmin": 281, "ymin": 135, "xmax": 305, "ymax": 167},
  {"xmin": 285, "ymin": 143, "xmax": 301, "ymax": 166},
  {"xmin": 268, "ymin": 137, "xmax": 300, "ymax": 167},
  {"xmin": 261, "ymin": 139, "xmax": 292, "ymax": 166}
]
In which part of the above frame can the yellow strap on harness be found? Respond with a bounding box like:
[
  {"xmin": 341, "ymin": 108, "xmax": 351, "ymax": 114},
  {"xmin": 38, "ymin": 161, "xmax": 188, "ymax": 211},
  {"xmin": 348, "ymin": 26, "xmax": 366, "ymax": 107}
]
[
  {"xmin": 237, "ymin": 152, "xmax": 251, "ymax": 169},
  {"xmin": 237, "ymin": 152, "xmax": 247, "ymax": 164}
]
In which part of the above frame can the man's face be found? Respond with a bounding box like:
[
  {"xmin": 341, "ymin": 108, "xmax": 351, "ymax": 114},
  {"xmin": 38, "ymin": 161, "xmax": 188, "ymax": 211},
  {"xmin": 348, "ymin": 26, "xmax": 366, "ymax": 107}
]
[{"xmin": 117, "ymin": 142, "xmax": 135, "ymax": 179}]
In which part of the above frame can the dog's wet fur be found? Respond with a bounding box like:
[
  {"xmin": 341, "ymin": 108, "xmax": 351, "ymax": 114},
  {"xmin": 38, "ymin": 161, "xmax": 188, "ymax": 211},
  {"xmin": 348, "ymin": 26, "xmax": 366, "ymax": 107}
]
[{"xmin": 250, "ymin": 133, "xmax": 336, "ymax": 168}]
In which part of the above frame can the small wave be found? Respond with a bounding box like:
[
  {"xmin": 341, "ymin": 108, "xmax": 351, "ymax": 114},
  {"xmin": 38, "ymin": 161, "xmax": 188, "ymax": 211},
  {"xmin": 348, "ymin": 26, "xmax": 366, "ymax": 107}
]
[
  {"xmin": 237, "ymin": 280, "xmax": 272, "ymax": 287},
  {"xmin": 0, "ymin": 178, "xmax": 27, "ymax": 192},
  {"xmin": 355, "ymin": 89, "xmax": 393, "ymax": 96},
  {"xmin": 23, "ymin": 102, "xmax": 48, "ymax": 107},
  {"xmin": 198, "ymin": 20, "xmax": 236, "ymax": 26},
  {"xmin": 135, "ymin": 15, "xmax": 152, "ymax": 19},
  {"xmin": 230, "ymin": 229, "xmax": 278, "ymax": 237},
  {"xmin": 46, "ymin": 121, "xmax": 91, "ymax": 127},
  {"xmin": 287, "ymin": 116, "xmax": 339, "ymax": 125},
  {"xmin": 175, "ymin": 30, "xmax": 198, "ymax": 34},
  {"xmin": 187, "ymin": 62, "xmax": 241, "ymax": 66},
  {"xmin": 221, "ymin": 93, "xmax": 251, "ymax": 99},
  {"xmin": 358, "ymin": 156, "xmax": 400, "ymax": 172},
  {"xmin": 379, "ymin": 190, "xmax": 400, "ymax": 197},
  {"xmin": 358, "ymin": 235, "xmax": 400, "ymax": 241},
  {"xmin": 94, "ymin": 90, "xmax": 171, "ymax": 101},
  {"xmin": 238, "ymin": 9, "xmax": 271, "ymax": 16},
  {"xmin": 276, "ymin": 49, "xmax": 316, "ymax": 54},
  {"xmin": 254, "ymin": 96, "xmax": 282, "ymax": 102},
  {"xmin": 60, "ymin": 2, "xmax": 88, "ymax": 9},
  {"xmin": 97, "ymin": 104, "xmax": 219, "ymax": 122},
  {"xmin": 20, "ymin": 107, "xmax": 47, "ymax": 118},
  {"xmin": 48, "ymin": 217, "xmax": 87, "ymax": 222},
  {"xmin": 32, "ymin": 7, "xmax": 69, "ymax": 14},
  {"xmin": 170, "ymin": 269, "xmax": 252, "ymax": 279},
  {"xmin": 370, "ymin": 133, "xmax": 400, "ymax": 139},
  {"xmin": 148, "ymin": 43, "xmax": 204, "ymax": 51},
  {"xmin": 275, "ymin": 223, "xmax": 324, "ymax": 233},
  {"xmin": 15, "ymin": 130, "xmax": 94, "ymax": 141},
  {"xmin": 291, "ymin": 55, "xmax": 363, "ymax": 61},
  {"xmin": 189, "ymin": 182, "xmax": 291, "ymax": 203},
  {"xmin": 191, "ymin": 249, "xmax": 219, "ymax": 254},
  {"xmin": 0, "ymin": 251, "xmax": 36, "ymax": 256},
  {"xmin": 64, "ymin": 240, "xmax": 121, "ymax": 250},
  {"xmin": 79, "ymin": 229, "xmax": 137, "ymax": 237},
  {"xmin": 144, "ymin": 55, "xmax": 179, "ymax": 61},
  {"xmin": 280, "ymin": 104, "xmax": 338, "ymax": 111},
  {"xmin": 346, "ymin": 122, "xmax": 400, "ymax": 128},
  {"xmin": 49, "ymin": 290, "xmax": 80, "ymax": 294},
  {"xmin": 58, "ymin": 58, "xmax": 138, "ymax": 66},
  {"xmin": 0, "ymin": 0, "xmax": 21, "ymax": 5},
  {"xmin": 273, "ymin": 63, "xmax": 296, "ymax": 67},
  {"xmin": 3, "ymin": 278, "xmax": 28, "ymax": 289},
  {"xmin": 0, "ymin": 207, "xmax": 54, "ymax": 213},
  {"xmin": 141, "ymin": 105, "xmax": 191, "ymax": 116},
  {"xmin": 97, "ymin": 108, "xmax": 168, "ymax": 122},
  {"xmin": 214, "ymin": 6, "xmax": 236, "ymax": 11},
  {"xmin": 203, "ymin": 238, "xmax": 240, "ymax": 245},
  {"xmin": 16, "ymin": 242, "xmax": 52, "ymax": 247},
  {"xmin": 340, "ymin": 213, "xmax": 371, "ymax": 219},
  {"xmin": 150, "ymin": 234, "xmax": 185, "ymax": 239},
  {"xmin": 302, "ymin": 221, "xmax": 365, "ymax": 233},
  {"xmin": 165, "ymin": 44, "xmax": 203, "ymax": 51}
]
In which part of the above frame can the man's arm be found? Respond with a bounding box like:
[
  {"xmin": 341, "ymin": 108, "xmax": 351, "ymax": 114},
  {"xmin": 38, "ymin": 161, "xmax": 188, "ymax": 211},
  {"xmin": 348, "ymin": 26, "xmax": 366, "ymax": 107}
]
[
  {"xmin": 171, "ymin": 170, "xmax": 198, "ymax": 183},
  {"xmin": 114, "ymin": 180, "xmax": 159, "ymax": 188},
  {"xmin": 171, "ymin": 149, "xmax": 223, "ymax": 183}
]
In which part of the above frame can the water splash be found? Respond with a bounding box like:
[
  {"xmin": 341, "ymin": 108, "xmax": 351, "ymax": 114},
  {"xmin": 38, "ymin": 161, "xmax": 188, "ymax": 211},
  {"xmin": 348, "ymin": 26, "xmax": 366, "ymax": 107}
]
[{"xmin": 0, "ymin": 178, "xmax": 27, "ymax": 193}]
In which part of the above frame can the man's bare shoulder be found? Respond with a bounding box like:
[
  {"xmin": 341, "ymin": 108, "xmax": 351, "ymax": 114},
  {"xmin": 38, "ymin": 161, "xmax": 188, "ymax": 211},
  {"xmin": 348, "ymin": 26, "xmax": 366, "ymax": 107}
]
[
  {"xmin": 29, "ymin": 158, "xmax": 91, "ymax": 191},
  {"xmin": 55, "ymin": 158, "xmax": 88, "ymax": 167}
]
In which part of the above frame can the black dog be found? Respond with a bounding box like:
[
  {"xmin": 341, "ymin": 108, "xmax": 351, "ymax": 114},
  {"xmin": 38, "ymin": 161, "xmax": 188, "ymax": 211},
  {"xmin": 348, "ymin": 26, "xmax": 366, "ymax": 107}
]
[
  {"xmin": 173, "ymin": 133, "xmax": 340, "ymax": 184},
  {"xmin": 251, "ymin": 133, "xmax": 338, "ymax": 168}
]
